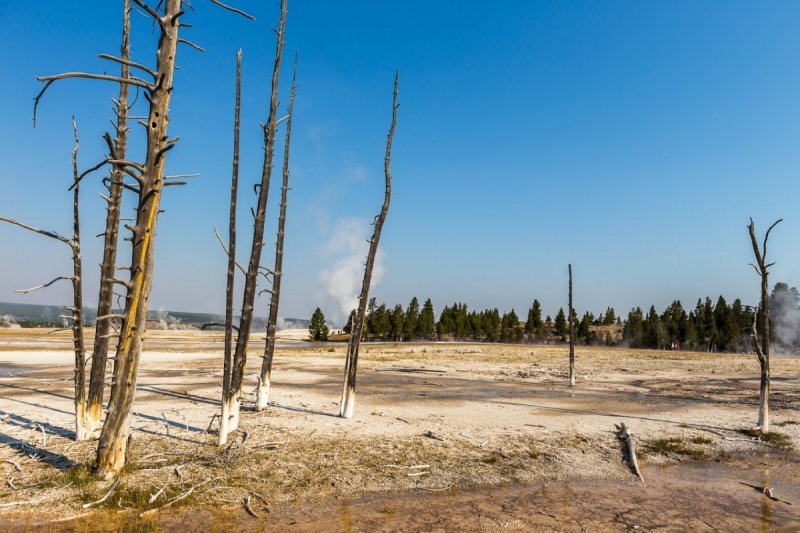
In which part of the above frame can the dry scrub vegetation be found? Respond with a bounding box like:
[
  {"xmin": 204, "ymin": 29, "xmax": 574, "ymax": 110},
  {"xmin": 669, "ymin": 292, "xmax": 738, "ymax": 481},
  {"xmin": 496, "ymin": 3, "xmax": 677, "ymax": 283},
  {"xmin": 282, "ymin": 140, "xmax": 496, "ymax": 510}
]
[{"xmin": 1, "ymin": 329, "xmax": 800, "ymax": 529}]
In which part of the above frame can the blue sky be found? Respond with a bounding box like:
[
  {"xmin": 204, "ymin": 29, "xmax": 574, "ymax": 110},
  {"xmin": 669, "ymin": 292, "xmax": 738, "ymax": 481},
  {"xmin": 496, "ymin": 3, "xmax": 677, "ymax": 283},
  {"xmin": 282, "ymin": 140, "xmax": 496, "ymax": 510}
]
[{"xmin": 1, "ymin": 1, "xmax": 799, "ymax": 326}]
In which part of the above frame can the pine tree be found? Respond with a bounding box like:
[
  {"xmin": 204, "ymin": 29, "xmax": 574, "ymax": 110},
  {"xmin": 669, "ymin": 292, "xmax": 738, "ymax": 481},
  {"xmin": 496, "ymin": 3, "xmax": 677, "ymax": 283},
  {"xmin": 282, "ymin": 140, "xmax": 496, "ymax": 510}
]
[
  {"xmin": 372, "ymin": 303, "xmax": 390, "ymax": 340},
  {"xmin": 309, "ymin": 308, "xmax": 329, "ymax": 341},
  {"xmin": 417, "ymin": 298, "xmax": 435, "ymax": 339},
  {"xmin": 623, "ymin": 307, "xmax": 644, "ymax": 347},
  {"xmin": 404, "ymin": 297, "xmax": 420, "ymax": 340},
  {"xmin": 483, "ymin": 308, "xmax": 501, "ymax": 342},
  {"xmin": 343, "ymin": 309, "xmax": 356, "ymax": 335},
  {"xmin": 390, "ymin": 303, "xmax": 405, "ymax": 341},
  {"xmin": 578, "ymin": 311, "xmax": 594, "ymax": 344},
  {"xmin": 554, "ymin": 308, "xmax": 567, "ymax": 341},
  {"xmin": 525, "ymin": 300, "xmax": 543, "ymax": 340}
]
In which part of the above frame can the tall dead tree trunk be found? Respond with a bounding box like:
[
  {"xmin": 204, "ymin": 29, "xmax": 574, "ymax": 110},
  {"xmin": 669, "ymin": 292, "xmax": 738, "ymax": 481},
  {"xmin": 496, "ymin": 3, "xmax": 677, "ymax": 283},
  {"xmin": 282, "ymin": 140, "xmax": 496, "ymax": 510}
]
[
  {"xmin": 340, "ymin": 72, "xmax": 399, "ymax": 419},
  {"xmin": 68, "ymin": 119, "xmax": 88, "ymax": 441},
  {"xmin": 568, "ymin": 263, "xmax": 575, "ymax": 387},
  {"xmin": 257, "ymin": 54, "xmax": 297, "ymax": 412},
  {"xmin": 220, "ymin": 49, "xmax": 242, "ymax": 443},
  {"xmin": 0, "ymin": 118, "xmax": 93, "ymax": 440},
  {"xmin": 748, "ymin": 217, "xmax": 782, "ymax": 433},
  {"xmin": 95, "ymin": 0, "xmax": 186, "ymax": 477},
  {"xmin": 219, "ymin": 0, "xmax": 287, "ymax": 446},
  {"xmin": 86, "ymin": 0, "xmax": 132, "ymax": 439}
]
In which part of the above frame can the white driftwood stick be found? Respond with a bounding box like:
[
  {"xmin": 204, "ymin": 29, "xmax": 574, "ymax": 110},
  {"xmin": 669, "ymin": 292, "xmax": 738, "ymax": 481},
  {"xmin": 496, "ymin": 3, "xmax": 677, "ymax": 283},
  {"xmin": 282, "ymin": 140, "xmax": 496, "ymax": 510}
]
[
  {"xmin": 36, "ymin": 424, "xmax": 47, "ymax": 446},
  {"xmin": 618, "ymin": 422, "xmax": 645, "ymax": 485},
  {"xmin": 82, "ymin": 478, "xmax": 120, "ymax": 509},
  {"xmin": 3, "ymin": 459, "xmax": 22, "ymax": 472},
  {"xmin": 149, "ymin": 482, "xmax": 169, "ymax": 503},
  {"xmin": 138, "ymin": 478, "xmax": 210, "ymax": 518}
]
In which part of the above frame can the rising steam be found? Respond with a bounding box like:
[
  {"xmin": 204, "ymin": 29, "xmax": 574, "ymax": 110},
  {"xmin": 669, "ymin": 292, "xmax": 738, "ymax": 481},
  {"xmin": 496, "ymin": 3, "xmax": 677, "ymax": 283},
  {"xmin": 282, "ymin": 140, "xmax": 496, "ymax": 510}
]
[
  {"xmin": 317, "ymin": 217, "xmax": 385, "ymax": 325},
  {"xmin": 770, "ymin": 284, "xmax": 800, "ymax": 352}
]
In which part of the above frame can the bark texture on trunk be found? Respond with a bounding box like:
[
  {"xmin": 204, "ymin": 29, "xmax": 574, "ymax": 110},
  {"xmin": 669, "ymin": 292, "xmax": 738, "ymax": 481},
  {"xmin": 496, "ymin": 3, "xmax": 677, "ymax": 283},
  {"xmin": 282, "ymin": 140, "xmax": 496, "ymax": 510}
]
[
  {"xmin": 568, "ymin": 263, "xmax": 575, "ymax": 387},
  {"xmin": 220, "ymin": 0, "xmax": 287, "ymax": 445},
  {"xmin": 96, "ymin": 0, "xmax": 184, "ymax": 477},
  {"xmin": 69, "ymin": 119, "xmax": 89, "ymax": 441},
  {"xmin": 220, "ymin": 50, "xmax": 242, "ymax": 444},
  {"xmin": 747, "ymin": 217, "xmax": 781, "ymax": 434},
  {"xmin": 87, "ymin": 0, "xmax": 131, "ymax": 438},
  {"xmin": 340, "ymin": 73, "xmax": 399, "ymax": 419},
  {"xmin": 257, "ymin": 56, "xmax": 297, "ymax": 412}
]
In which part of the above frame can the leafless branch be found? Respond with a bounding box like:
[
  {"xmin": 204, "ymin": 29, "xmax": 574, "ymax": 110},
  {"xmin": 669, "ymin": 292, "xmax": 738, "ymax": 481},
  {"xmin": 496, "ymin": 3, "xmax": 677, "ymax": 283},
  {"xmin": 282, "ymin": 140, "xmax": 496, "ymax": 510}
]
[
  {"xmin": 177, "ymin": 38, "xmax": 206, "ymax": 52},
  {"xmin": 763, "ymin": 219, "xmax": 783, "ymax": 260},
  {"xmin": 213, "ymin": 227, "xmax": 246, "ymax": 275},
  {"xmin": 96, "ymin": 314, "xmax": 126, "ymax": 322},
  {"xmin": 97, "ymin": 54, "xmax": 156, "ymax": 78},
  {"xmin": 0, "ymin": 216, "xmax": 73, "ymax": 247},
  {"xmin": 15, "ymin": 276, "xmax": 73, "ymax": 294},
  {"xmin": 67, "ymin": 159, "xmax": 110, "ymax": 191},
  {"xmin": 33, "ymin": 74, "xmax": 153, "ymax": 127},
  {"xmin": 164, "ymin": 173, "xmax": 200, "ymax": 179},
  {"xmin": 107, "ymin": 159, "xmax": 145, "ymax": 174},
  {"xmin": 131, "ymin": 0, "xmax": 163, "ymax": 22},
  {"xmin": 209, "ymin": 0, "xmax": 255, "ymax": 20}
]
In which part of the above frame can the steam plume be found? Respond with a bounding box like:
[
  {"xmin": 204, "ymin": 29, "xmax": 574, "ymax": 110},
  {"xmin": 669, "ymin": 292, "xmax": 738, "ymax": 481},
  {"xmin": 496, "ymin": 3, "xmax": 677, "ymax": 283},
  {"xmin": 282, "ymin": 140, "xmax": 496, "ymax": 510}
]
[{"xmin": 317, "ymin": 217, "xmax": 385, "ymax": 324}]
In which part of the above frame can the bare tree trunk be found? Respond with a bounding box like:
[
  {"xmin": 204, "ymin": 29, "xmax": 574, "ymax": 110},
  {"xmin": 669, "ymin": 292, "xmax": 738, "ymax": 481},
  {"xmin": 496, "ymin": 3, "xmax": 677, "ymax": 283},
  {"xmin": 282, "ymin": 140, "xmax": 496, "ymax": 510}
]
[
  {"xmin": 220, "ymin": 50, "xmax": 242, "ymax": 444},
  {"xmin": 96, "ymin": 0, "xmax": 185, "ymax": 477},
  {"xmin": 86, "ymin": 0, "xmax": 131, "ymax": 439},
  {"xmin": 257, "ymin": 55, "xmax": 297, "ymax": 412},
  {"xmin": 220, "ymin": 0, "xmax": 287, "ymax": 445},
  {"xmin": 568, "ymin": 263, "xmax": 575, "ymax": 387},
  {"xmin": 0, "ymin": 119, "xmax": 97, "ymax": 441},
  {"xmin": 748, "ymin": 217, "xmax": 782, "ymax": 434},
  {"xmin": 69, "ymin": 119, "xmax": 89, "ymax": 441},
  {"xmin": 340, "ymin": 72, "xmax": 399, "ymax": 419}
]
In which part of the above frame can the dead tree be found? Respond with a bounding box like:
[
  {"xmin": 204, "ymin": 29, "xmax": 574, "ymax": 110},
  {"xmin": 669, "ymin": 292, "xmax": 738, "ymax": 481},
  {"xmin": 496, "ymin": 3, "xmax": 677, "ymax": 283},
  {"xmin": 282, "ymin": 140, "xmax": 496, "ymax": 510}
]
[
  {"xmin": 34, "ymin": 0, "xmax": 255, "ymax": 477},
  {"xmin": 748, "ymin": 217, "xmax": 782, "ymax": 433},
  {"xmin": 568, "ymin": 264, "xmax": 575, "ymax": 386},
  {"xmin": 220, "ymin": 49, "xmax": 243, "ymax": 443},
  {"xmin": 0, "ymin": 119, "xmax": 93, "ymax": 440},
  {"xmin": 340, "ymin": 72, "xmax": 399, "ymax": 419},
  {"xmin": 219, "ymin": 0, "xmax": 288, "ymax": 445},
  {"xmin": 85, "ymin": 0, "xmax": 133, "ymax": 439},
  {"xmin": 257, "ymin": 54, "xmax": 297, "ymax": 411}
]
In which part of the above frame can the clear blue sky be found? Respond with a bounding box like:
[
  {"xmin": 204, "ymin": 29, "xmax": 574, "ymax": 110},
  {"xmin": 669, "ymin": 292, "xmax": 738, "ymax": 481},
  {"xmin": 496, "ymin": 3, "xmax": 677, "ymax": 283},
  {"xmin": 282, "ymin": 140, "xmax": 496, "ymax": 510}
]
[{"xmin": 1, "ymin": 1, "xmax": 798, "ymax": 326}]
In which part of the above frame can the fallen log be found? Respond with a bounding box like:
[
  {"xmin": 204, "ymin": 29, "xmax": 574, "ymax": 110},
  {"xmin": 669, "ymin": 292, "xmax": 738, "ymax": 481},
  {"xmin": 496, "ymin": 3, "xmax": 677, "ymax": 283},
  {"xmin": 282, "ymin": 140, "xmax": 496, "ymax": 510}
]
[
  {"xmin": 738, "ymin": 482, "xmax": 793, "ymax": 505},
  {"xmin": 616, "ymin": 422, "xmax": 645, "ymax": 485}
]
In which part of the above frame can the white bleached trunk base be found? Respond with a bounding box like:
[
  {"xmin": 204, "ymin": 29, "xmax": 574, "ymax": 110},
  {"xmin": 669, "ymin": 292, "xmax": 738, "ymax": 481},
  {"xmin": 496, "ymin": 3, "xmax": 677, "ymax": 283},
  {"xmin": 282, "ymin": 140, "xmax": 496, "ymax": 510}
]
[
  {"xmin": 255, "ymin": 376, "xmax": 270, "ymax": 412},
  {"xmin": 340, "ymin": 386, "xmax": 355, "ymax": 419},
  {"xmin": 758, "ymin": 385, "xmax": 770, "ymax": 433}
]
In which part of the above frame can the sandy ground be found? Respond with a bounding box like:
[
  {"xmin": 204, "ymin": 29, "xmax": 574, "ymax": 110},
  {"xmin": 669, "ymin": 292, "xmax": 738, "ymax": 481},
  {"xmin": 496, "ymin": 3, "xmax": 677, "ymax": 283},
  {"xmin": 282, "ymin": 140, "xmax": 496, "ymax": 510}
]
[{"xmin": 1, "ymin": 329, "xmax": 799, "ymax": 531}]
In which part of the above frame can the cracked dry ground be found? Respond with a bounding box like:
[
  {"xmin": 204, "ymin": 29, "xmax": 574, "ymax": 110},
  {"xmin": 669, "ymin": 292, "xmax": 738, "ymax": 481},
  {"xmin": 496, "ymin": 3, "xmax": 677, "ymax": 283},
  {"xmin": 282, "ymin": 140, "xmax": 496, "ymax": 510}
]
[{"xmin": 1, "ymin": 331, "xmax": 799, "ymax": 531}]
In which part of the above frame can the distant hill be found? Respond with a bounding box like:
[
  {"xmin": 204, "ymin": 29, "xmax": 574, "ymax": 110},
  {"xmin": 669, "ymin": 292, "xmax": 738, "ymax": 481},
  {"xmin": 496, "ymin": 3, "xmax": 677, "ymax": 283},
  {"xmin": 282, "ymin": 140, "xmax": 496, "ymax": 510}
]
[{"xmin": 0, "ymin": 301, "xmax": 309, "ymax": 331}]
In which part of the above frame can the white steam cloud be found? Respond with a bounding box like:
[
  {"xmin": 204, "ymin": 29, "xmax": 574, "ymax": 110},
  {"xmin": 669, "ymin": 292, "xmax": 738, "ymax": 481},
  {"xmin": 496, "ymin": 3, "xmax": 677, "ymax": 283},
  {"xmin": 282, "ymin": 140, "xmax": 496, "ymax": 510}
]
[
  {"xmin": 771, "ymin": 285, "xmax": 800, "ymax": 353},
  {"xmin": 317, "ymin": 217, "xmax": 385, "ymax": 325}
]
